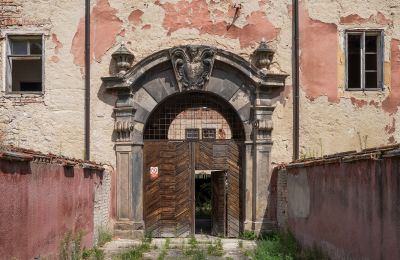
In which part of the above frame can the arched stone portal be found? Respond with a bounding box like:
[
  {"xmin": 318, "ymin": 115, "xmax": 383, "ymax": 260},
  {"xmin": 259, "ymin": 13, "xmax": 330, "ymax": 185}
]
[{"xmin": 102, "ymin": 45, "xmax": 287, "ymax": 238}]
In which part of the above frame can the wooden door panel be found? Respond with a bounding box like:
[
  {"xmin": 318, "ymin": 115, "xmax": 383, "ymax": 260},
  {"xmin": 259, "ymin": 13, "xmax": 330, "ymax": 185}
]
[
  {"xmin": 144, "ymin": 141, "xmax": 192, "ymax": 237},
  {"xmin": 195, "ymin": 141, "xmax": 213, "ymax": 170},
  {"xmin": 211, "ymin": 170, "xmax": 226, "ymax": 236},
  {"xmin": 143, "ymin": 142, "xmax": 162, "ymax": 237},
  {"xmin": 175, "ymin": 142, "xmax": 192, "ymax": 237},
  {"xmin": 226, "ymin": 141, "xmax": 241, "ymax": 237},
  {"xmin": 196, "ymin": 140, "xmax": 242, "ymax": 238}
]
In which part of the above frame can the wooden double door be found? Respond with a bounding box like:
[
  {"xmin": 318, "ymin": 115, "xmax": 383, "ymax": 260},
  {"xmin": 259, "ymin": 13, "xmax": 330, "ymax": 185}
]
[{"xmin": 143, "ymin": 140, "xmax": 242, "ymax": 237}]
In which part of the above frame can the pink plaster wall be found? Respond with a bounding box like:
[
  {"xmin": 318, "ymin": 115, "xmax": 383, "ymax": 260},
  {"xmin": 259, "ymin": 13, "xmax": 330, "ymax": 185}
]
[
  {"xmin": 286, "ymin": 158, "xmax": 400, "ymax": 259},
  {"xmin": 0, "ymin": 160, "xmax": 99, "ymax": 259},
  {"xmin": 298, "ymin": 1, "xmax": 339, "ymax": 102}
]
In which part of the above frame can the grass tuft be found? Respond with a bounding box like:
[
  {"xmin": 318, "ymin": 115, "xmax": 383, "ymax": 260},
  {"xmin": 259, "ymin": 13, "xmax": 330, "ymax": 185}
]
[
  {"xmin": 97, "ymin": 226, "xmax": 112, "ymax": 247},
  {"xmin": 253, "ymin": 231, "xmax": 330, "ymax": 260}
]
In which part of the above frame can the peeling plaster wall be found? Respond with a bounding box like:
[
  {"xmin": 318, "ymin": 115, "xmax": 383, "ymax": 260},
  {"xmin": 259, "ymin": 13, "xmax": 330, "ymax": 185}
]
[
  {"xmin": 297, "ymin": 0, "xmax": 400, "ymax": 158},
  {"xmin": 0, "ymin": 0, "xmax": 399, "ymax": 169}
]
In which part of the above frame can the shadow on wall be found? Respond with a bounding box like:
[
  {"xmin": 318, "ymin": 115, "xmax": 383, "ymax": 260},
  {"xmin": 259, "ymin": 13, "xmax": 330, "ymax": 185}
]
[
  {"xmin": 0, "ymin": 160, "xmax": 32, "ymax": 175},
  {"xmin": 260, "ymin": 167, "xmax": 279, "ymax": 233}
]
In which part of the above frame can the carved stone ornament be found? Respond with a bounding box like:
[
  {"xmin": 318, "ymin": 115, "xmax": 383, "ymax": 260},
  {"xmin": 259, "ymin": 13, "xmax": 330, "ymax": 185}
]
[
  {"xmin": 170, "ymin": 46, "xmax": 215, "ymax": 91},
  {"xmin": 114, "ymin": 120, "xmax": 134, "ymax": 142}
]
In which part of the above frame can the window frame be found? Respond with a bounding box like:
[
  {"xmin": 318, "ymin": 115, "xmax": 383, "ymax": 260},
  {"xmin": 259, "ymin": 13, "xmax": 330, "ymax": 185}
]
[
  {"xmin": 345, "ymin": 29, "xmax": 384, "ymax": 91},
  {"xmin": 185, "ymin": 128, "xmax": 200, "ymax": 140},
  {"xmin": 202, "ymin": 128, "xmax": 216, "ymax": 140},
  {"xmin": 4, "ymin": 33, "xmax": 45, "ymax": 94}
]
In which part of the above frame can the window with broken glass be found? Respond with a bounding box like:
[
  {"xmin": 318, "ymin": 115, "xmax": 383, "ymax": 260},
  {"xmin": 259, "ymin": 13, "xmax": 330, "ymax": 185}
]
[
  {"xmin": 346, "ymin": 30, "xmax": 383, "ymax": 90},
  {"xmin": 6, "ymin": 35, "xmax": 44, "ymax": 93}
]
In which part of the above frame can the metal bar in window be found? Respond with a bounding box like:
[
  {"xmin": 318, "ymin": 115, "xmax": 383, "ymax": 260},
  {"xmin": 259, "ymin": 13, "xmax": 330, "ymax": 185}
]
[
  {"xmin": 378, "ymin": 30, "xmax": 384, "ymax": 89},
  {"xmin": 41, "ymin": 34, "xmax": 45, "ymax": 92},
  {"xmin": 9, "ymin": 56, "xmax": 41, "ymax": 61},
  {"xmin": 345, "ymin": 32, "xmax": 349, "ymax": 89},
  {"xmin": 361, "ymin": 31, "xmax": 365, "ymax": 90},
  {"xmin": 27, "ymin": 40, "xmax": 31, "ymax": 55}
]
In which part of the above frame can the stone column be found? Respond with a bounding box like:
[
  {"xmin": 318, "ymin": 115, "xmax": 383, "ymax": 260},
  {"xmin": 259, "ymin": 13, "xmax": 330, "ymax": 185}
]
[
  {"xmin": 113, "ymin": 90, "xmax": 144, "ymax": 238},
  {"xmin": 252, "ymin": 86, "xmax": 276, "ymax": 234}
]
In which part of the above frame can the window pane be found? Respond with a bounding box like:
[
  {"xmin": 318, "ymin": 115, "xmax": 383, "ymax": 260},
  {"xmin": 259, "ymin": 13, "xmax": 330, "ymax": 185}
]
[
  {"xmin": 365, "ymin": 35, "xmax": 377, "ymax": 53},
  {"xmin": 365, "ymin": 72, "xmax": 377, "ymax": 89},
  {"xmin": 30, "ymin": 40, "xmax": 42, "ymax": 55},
  {"xmin": 11, "ymin": 59, "xmax": 42, "ymax": 91},
  {"xmin": 11, "ymin": 39, "xmax": 28, "ymax": 55},
  {"xmin": 202, "ymin": 128, "xmax": 216, "ymax": 140},
  {"xmin": 347, "ymin": 34, "xmax": 361, "ymax": 89},
  {"xmin": 365, "ymin": 54, "xmax": 377, "ymax": 71},
  {"xmin": 186, "ymin": 128, "xmax": 200, "ymax": 140}
]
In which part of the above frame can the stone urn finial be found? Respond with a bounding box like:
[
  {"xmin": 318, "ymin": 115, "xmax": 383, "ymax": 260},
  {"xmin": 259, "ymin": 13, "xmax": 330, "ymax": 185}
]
[
  {"xmin": 112, "ymin": 44, "xmax": 135, "ymax": 75},
  {"xmin": 253, "ymin": 39, "xmax": 275, "ymax": 70}
]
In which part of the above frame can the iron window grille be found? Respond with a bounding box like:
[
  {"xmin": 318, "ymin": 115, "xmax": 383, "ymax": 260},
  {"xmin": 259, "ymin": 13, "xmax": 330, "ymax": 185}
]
[
  {"xmin": 345, "ymin": 30, "xmax": 384, "ymax": 90},
  {"xmin": 6, "ymin": 34, "xmax": 44, "ymax": 93},
  {"xmin": 144, "ymin": 92, "xmax": 244, "ymax": 140}
]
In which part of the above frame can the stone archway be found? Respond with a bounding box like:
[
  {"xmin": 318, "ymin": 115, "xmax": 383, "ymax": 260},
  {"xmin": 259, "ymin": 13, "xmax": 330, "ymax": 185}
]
[{"xmin": 102, "ymin": 45, "xmax": 287, "ymax": 238}]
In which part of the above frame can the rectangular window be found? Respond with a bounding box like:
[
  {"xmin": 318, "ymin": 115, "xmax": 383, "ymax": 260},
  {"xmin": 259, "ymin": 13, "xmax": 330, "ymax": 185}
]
[
  {"xmin": 185, "ymin": 128, "xmax": 200, "ymax": 140},
  {"xmin": 202, "ymin": 128, "xmax": 216, "ymax": 140},
  {"xmin": 6, "ymin": 35, "xmax": 44, "ymax": 93},
  {"xmin": 346, "ymin": 30, "xmax": 383, "ymax": 90}
]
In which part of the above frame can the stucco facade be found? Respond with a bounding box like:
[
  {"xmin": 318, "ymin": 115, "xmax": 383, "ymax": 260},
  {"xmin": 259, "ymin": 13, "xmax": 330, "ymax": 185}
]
[{"xmin": 1, "ymin": 0, "xmax": 400, "ymax": 236}]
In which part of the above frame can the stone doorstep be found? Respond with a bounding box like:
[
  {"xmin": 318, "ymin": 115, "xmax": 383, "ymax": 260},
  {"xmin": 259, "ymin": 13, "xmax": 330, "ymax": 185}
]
[{"xmin": 102, "ymin": 236, "xmax": 256, "ymax": 257}]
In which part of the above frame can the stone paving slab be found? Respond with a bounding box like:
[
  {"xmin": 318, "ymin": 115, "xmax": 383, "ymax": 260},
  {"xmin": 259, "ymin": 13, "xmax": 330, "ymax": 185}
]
[{"xmin": 102, "ymin": 235, "xmax": 256, "ymax": 259}]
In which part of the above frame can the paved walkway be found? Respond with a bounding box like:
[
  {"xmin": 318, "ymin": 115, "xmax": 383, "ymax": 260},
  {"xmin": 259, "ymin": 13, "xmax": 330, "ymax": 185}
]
[{"xmin": 102, "ymin": 235, "xmax": 256, "ymax": 259}]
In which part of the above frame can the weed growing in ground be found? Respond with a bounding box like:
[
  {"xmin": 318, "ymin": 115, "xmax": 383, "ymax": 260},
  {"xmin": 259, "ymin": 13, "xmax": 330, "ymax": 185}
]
[
  {"xmin": 97, "ymin": 226, "xmax": 112, "ymax": 247},
  {"xmin": 253, "ymin": 231, "xmax": 330, "ymax": 260},
  {"xmin": 238, "ymin": 240, "xmax": 243, "ymax": 249},
  {"xmin": 113, "ymin": 242, "xmax": 151, "ymax": 260},
  {"xmin": 240, "ymin": 230, "xmax": 257, "ymax": 240},
  {"xmin": 207, "ymin": 238, "xmax": 224, "ymax": 256},
  {"xmin": 82, "ymin": 247, "xmax": 104, "ymax": 260},
  {"xmin": 60, "ymin": 231, "xmax": 83, "ymax": 260},
  {"xmin": 59, "ymin": 230, "xmax": 106, "ymax": 260},
  {"xmin": 157, "ymin": 238, "xmax": 171, "ymax": 260},
  {"xmin": 188, "ymin": 236, "xmax": 198, "ymax": 249}
]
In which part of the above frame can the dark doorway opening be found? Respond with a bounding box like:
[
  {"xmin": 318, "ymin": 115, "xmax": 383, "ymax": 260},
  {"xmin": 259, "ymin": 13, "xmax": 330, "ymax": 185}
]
[{"xmin": 195, "ymin": 172, "xmax": 212, "ymax": 234}]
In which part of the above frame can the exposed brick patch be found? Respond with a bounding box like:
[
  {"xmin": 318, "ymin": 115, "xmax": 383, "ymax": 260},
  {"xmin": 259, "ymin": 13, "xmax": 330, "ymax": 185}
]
[
  {"xmin": 0, "ymin": 1, "xmax": 49, "ymax": 27},
  {"xmin": 93, "ymin": 166, "xmax": 112, "ymax": 244},
  {"xmin": 276, "ymin": 168, "xmax": 288, "ymax": 228},
  {"xmin": 0, "ymin": 1, "xmax": 22, "ymax": 27},
  {"xmin": 0, "ymin": 95, "xmax": 45, "ymax": 106}
]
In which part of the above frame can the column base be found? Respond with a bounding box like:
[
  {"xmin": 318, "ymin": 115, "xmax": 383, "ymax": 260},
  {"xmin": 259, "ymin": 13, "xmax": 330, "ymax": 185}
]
[
  {"xmin": 114, "ymin": 221, "xmax": 144, "ymax": 239},
  {"xmin": 243, "ymin": 220, "xmax": 277, "ymax": 235}
]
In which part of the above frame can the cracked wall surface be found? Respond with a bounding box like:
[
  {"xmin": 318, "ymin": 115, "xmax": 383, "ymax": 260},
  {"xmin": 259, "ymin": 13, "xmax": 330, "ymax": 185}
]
[{"xmin": 0, "ymin": 0, "xmax": 399, "ymax": 167}]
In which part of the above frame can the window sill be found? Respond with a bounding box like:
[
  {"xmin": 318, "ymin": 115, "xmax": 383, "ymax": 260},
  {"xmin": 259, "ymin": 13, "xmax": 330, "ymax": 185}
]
[
  {"xmin": 3, "ymin": 91, "xmax": 44, "ymax": 97},
  {"xmin": 345, "ymin": 88, "xmax": 384, "ymax": 92}
]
